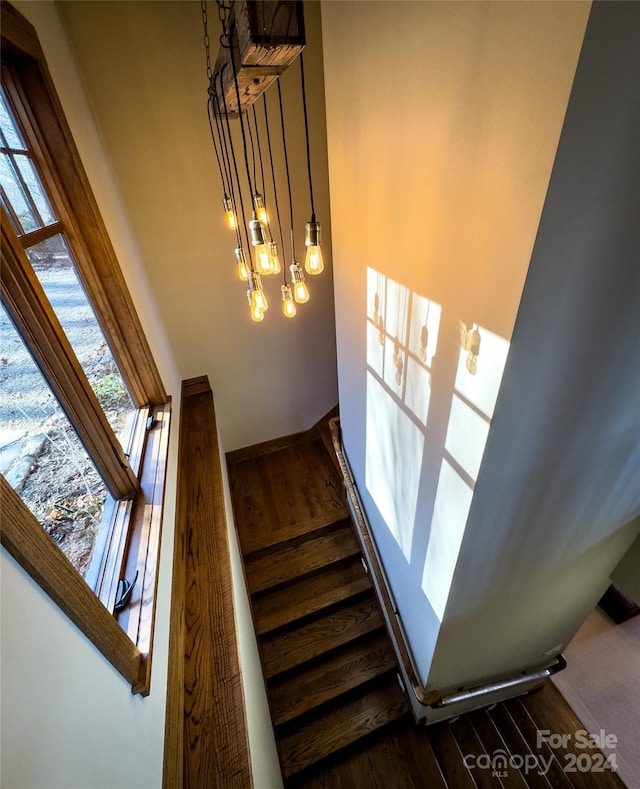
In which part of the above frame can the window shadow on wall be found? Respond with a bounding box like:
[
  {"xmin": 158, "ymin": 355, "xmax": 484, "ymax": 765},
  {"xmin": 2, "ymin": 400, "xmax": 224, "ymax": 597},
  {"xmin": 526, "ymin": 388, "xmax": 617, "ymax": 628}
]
[{"xmin": 364, "ymin": 267, "xmax": 510, "ymax": 625}]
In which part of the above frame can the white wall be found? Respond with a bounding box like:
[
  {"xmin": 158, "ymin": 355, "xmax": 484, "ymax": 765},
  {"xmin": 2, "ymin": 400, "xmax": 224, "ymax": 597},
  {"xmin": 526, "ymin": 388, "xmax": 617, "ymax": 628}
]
[
  {"xmin": 56, "ymin": 0, "xmax": 337, "ymax": 452},
  {"xmin": 1, "ymin": 3, "xmax": 182, "ymax": 788},
  {"xmin": 322, "ymin": 0, "xmax": 590, "ymax": 687},
  {"xmin": 428, "ymin": 0, "xmax": 640, "ymax": 692},
  {"xmin": 220, "ymin": 434, "xmax": 283, "ymax": 789}
]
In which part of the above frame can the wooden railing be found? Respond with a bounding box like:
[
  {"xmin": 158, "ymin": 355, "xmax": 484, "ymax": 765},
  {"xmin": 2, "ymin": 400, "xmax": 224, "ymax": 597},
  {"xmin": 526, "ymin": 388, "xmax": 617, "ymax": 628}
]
[{"xmin": 163, "ymin": 377, "xmax": 251, "ymax": 788}]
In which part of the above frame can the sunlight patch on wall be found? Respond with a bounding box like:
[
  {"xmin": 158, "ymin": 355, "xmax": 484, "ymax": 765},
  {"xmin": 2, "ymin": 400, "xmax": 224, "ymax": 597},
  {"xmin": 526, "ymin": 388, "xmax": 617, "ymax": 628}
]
[
  {"xmin": 365, "ymin": 267, "xmax": 510, "ymax": 622},
  {"xmin": 366, "ymin": 370, "xmax": 424, "ymax": 561},
  {"xmin": 455, "ymin": 325, "xmax": 510, "ymax": 417},
  {"xmin": 421, "ymin": 460, "xmax": 474, "ymax": 621},
  {"xmin": 445, "ymin": 394, "xmax": 490, "ymax": 481},
  {"xmin": 422, "ymin": 324, "xmax": 510, "ymax": 621},
  {"xmin": 365, "ymin": 268, "xmax": 440, "ymax": 561}
]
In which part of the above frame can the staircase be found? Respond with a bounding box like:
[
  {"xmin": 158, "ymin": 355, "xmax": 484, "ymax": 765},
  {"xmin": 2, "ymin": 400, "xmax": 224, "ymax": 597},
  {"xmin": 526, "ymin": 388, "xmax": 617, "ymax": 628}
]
[
  {"xmin": 227, "ymin": 418, "xmax": 627, "ymax": 788},
  {"xmin": 227, "ymin": 427, "xmax": 409, "ymax": 779}
]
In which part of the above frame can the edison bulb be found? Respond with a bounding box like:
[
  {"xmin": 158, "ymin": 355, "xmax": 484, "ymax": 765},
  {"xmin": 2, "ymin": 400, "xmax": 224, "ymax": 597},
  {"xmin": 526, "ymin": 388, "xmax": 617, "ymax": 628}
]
[
  {"xmin": 235, "ymin": 248, "xmax": 248, "ymax": 281},
  {"xmin": 223, "ymin": 196, "xmax": 236, "ymax": 230},
  {"xmin": 293, "ymin": 279, "xmax": 309, "ymax": 304},
  {"xmin": 251, "ymin": 287, "xmax": 268, "ymax": 313},
  {"xmin": 269, "ymin": 241, "xmax": 281, "ymax": 275},
  {"xmin": 255, "ymin": 244, "xmax": 272, "ymax": 275},
  {"xmin": 250, "ymin": 304, "xmax": 265, "ymax": 322},
  {"xmin": 290, "ymin": 262, "xmax": 309, "ymax": 304},
  {"xmin": 253, "ymin": 193, "xmax": 269, "ymax": 225},
  {"xmin": 304, "ymin": 244, "xmax": 324, "ymax": 275},
  {"xmin": 281, "ymin": 284, "xmax": 296, "ymax": 318},
  {"xmin": 304, "ymin": 220, "xmax": 323, "ymax": 275}
]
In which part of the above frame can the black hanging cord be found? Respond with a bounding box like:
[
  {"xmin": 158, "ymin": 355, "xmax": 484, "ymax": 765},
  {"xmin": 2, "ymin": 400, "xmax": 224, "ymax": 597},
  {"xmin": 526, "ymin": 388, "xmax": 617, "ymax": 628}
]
[
  {"xmin": 247, "ymin": 108, "xmax": 258, "ymax": 195},
  {"xmin": 206, "ymin": 97, "xmax": 229, "ymax": 196},
  {"xmin": 224, "ymin": 22, "xmax": 257, "ymax": 208},
  {"xmin": 219, "ymin": 64, "xmax": 255, "ymax": 271},
  {"xmin": 216, "ymin": 4, "xmax": 255, "ymax": 269},
  {"xmin": 253, "ymin": 104, "xmax": 276, "ymax": 244},
  {"xmin": 252, "ymin": 105, "xmax": 267, "ymax": 205},
  {"xmin": 263, "ymin": 92, "xmax": 287, "ymax": 283},
  {"xmin": 212, "ymin": 76, "xmax": 242, "ymax": 249},
  {"xmin": 202, "ymin": 3, "xmax": 232, "ymax": 201},
  {"xmin": 210, "ymin": 78, "xmax": 234, "ymax": 198},
  {"xmin": 277, "ymin": 78, "xmax": 295, "ymax": 259},
  {"xmin": 299, "ymin": 51, "xmax": 316, "ymax": 221}
]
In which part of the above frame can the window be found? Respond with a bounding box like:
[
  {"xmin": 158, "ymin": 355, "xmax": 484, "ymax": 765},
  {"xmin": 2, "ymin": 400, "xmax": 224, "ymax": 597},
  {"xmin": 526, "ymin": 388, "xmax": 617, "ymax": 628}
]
[{"xmin": 0, "ymin": 2, "xmax": 170, "ymax": 694}]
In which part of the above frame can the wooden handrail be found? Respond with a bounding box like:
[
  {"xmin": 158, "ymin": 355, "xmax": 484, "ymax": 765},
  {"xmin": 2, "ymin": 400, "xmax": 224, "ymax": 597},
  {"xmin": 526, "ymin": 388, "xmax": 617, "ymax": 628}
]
[{"xmin": 163, "ymin": 377, "xmax": 251, "ymax": 788}]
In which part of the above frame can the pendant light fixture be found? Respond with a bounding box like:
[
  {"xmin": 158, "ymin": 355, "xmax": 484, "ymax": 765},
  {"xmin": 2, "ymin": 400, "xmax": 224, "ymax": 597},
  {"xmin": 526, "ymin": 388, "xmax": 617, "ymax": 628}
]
[
  {"xmin": 250, "ymin": 106, "xmax": 281, "ymax": 275},
  {"xmin": 278, "ymin": 77, "xmax": 309, "ymax": 304},
  {"xmin": 262, "ymin": 92, "xmax": 295, "ymax": 319},
  {"xmin": 203, "ymin": 0, "xmax": 322, "ymax": 322},
  {"xmin": 300, "ymin": 52, "xmax": 324, "ymax": 276}
]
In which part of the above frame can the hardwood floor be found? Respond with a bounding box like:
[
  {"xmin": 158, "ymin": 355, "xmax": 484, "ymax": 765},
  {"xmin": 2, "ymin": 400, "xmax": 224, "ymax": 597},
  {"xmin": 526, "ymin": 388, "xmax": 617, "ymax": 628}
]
[{"xmin": 227, "ymin": 418, "xmax": 625, "ymax": 788}]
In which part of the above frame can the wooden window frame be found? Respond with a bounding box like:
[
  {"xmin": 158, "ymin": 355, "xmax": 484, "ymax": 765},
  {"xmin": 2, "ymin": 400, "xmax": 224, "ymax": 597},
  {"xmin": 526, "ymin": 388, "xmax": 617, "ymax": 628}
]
[{"xmin": 0, "ymin": 0, "xmax": 170, "ymax": 695}]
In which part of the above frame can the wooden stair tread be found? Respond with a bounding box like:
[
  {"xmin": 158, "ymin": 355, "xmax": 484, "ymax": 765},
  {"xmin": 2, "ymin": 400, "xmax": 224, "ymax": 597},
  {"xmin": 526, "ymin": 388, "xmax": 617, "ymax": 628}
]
[
  {"xmin": 260, "ymin": 597, "xmax": 384, "ymax": 678},
  {"xmin": 279, "ymin": 676, "xmax": 408, "ymax": 778},
  {"xmin": 243, "ymin": 509, "xmax": 349, "ymax": 557},
  {"xmin": 229, "ymin": 438, "xmax": 348, "ymax": 556},
  {"xmin": 245, "ymin": 524, "xmax": 360, "ymax": 594},
  {"xmin": 270, "ymin": 631, "xmax": 397, "ymax": 726},
  {"xmin": 253, "ymin": 558, "xmax": 371, "ymax": 635}
]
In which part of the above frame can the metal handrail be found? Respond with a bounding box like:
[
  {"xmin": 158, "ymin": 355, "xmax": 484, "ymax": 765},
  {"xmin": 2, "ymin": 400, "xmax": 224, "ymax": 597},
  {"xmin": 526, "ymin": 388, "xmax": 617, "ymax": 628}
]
[
  {"xmin": 328, "ymin": 417, "xmax": 567, "ymax": 713},
  {"xmin": 433, "ymin": 654, "xmax": 567, "ymax": 707}
]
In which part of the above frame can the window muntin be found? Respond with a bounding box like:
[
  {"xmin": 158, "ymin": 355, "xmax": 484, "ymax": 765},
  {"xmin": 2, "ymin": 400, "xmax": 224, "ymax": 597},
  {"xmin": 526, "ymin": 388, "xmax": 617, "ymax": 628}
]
[
  {"xmin": 0, "ymin": 87, "xmax": 56, "ymax": 234},
  {"xmin": 0, "ymin": 90, "xmax": 24, "ymax": 148}
]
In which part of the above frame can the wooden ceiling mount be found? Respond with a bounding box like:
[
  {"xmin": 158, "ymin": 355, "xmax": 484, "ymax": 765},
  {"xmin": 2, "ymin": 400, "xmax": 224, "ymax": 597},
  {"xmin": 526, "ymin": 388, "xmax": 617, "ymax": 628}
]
[{"xmin": 213, "ymin": 0, "xmax": 305, "ymax": 117}]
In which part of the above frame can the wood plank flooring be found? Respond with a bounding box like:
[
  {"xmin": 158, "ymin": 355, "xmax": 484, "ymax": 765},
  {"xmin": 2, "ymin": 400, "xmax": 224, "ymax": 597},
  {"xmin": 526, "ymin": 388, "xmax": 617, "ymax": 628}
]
[{"xmin": 227, "ymin": 419, "xmax": 626, "ymax": 788}]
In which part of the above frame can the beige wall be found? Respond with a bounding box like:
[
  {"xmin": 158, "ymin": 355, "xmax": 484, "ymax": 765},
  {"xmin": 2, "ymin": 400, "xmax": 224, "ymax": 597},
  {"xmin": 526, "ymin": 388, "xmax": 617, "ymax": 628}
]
[
  {"xmin": 322, "ymin": 0, "xmax": 590, "ymax": 686},
  {"xmin": 57, "ymin": 0, "xmax": 337, "ymax": 451}
]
